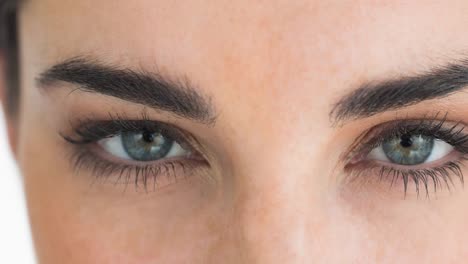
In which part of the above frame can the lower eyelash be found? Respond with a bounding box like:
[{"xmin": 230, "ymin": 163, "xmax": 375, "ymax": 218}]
[
  {"xmin": 343, "ymin": 115, "xmax": 468, "ymax": 198},
  {"xmin": 60, "ymin": 113, "xmax": 210, "ymax": 191},
  {"xmin": 345, "ymin": 158, "xmax": 466, "ymax": 198},
  {"xmin": 68, "ymin": 146, "xmax": 204, "ymax": 192}
]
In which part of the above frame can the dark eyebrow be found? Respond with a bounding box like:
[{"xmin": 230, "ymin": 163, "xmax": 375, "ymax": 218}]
[
  {"xmin": 37, "ymin": 57, "xmax": 216, "ymax": 124},
  {"xmin": 330, "ymin": 60, "xmax": 468, "ymax": 124}
]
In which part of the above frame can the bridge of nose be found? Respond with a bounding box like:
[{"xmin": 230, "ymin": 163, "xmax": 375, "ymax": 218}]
[
  {"xmin": 218, "ymin": 139, "xmax": 336, "ymax": 262},
  {"xmin": 205, "ymin": 64, "xmax": 350, "ymax": 261}
]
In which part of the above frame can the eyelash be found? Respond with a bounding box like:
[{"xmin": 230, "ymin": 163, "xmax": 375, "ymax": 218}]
[
  {"xmin": 61, "ymin": 114, "xmax": 207, "ymax": 191},
  {"xmin": 62, "ymin": 112, "xmax": 467, "ymax": 197},
  {"xmin": 345, "ymin": 115, "xmax": 468, "ymax": 197}
]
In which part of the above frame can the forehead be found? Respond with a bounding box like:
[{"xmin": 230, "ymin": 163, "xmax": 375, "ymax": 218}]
[{"xmin": 19, "ymin": 0, "xmax": 468, "ymax": 111}]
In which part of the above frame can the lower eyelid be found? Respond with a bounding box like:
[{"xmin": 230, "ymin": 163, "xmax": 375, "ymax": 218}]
[
  {"xmin": 340, "ymin": 116, "xmax": 468, "ymax": 198},
  {"xmin": 357, "ymin": 150, "xmax": 461, "ymax": 171},
  {"xmin": 343, "ymin": 153, "xmax": 466, "ymax": 198},
  {"xmin": 65, "ymin": 142, "xmax": 209, "ymax": 191}
]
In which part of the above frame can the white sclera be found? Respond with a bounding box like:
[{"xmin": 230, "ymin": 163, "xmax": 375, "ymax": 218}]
[
  {"xmin": 425, "ymin": 139, "xmax": 454, "ymax": 163},
  {"xmin": 99, "ymin": 134, "xmax": 190, "ymax": 161},
  {"xmin": 368, "ymin": 139, "xmax": 454, "ymax": 164}
]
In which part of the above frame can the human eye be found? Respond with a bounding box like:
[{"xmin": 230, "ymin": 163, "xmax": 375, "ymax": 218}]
[
  {"xmin": 344, "ymin": 114, "xmax": 468, "ymax": 198},
  {"xmin": 99, "ymin": 130, "xmax": 190, "ymax": 161},
  {"xmin": 60, "ymin": 114, "xmax": 209, "ymax": 191}
]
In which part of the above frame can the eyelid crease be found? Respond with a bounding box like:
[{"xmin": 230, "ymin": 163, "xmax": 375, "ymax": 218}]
[
  {"xmin": 61, "ymin": 112, "xmax": 200, "ymax": 151},
  {"xmin": 342, "ymin": 113, "xmax": 468, "ymax": 198},
  {"xmin": 344, "ymin": 113, "xmax": 468, "ymax": 163},
  {"xmin": 59, "ymin": 112, "xmax": 211, "ymax": 192}
]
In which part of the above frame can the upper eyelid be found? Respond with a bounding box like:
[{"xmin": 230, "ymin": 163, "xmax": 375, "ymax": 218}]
[
  {"xmin": 62, "ymin": 117, "xmax": 194, "ymax": 147},
  {"xmin": 344, "ymin": 117, "xmax": 468, "ymax": 163},
  {"xmin": 342, "ymin": 117, "xmax": 468, "ymax": 197}
]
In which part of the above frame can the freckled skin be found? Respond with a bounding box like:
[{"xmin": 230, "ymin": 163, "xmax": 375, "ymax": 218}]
[{"xmin": 3, "ymin": 0, "xmax": 468, "ymax": 263}]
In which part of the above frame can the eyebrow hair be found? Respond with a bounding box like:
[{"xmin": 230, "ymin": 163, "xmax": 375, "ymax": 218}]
[
  {"xmin": 331, "ymin": 60, "xmax": 468, "ymax": 123},
  {"xmin": 37, "ymin": 57, "xmax": 216, "ymax": 124}
]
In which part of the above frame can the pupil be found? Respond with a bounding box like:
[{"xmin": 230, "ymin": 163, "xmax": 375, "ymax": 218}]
[
  {"xmin": 121, "ymin": 130, "xmax": 174, "ymax": 161},
  {"xmin": 142, "ymin": 131, "xmax": 155, "ymax": 143},
  {"xmin": 382, "ymin": 133, "xmax": 434, "ymax": 166},
  {"xmin": 400, "ymin": 134, "xmax": 413, "ymax": 148}
]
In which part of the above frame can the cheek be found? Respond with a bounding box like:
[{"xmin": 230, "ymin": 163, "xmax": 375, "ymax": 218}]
[
  {"xmin": 18, "ymin": 121, "xmax": 222, "ymax": 263},
  {"xmin": 17, "ymin": 109, "xmax": 468, "ymax": 263},
  {"xmin": 24, "ymin": 175, "xmax": 227, "ymax": 264},
  {"xmin": 338, "ymin": 188, "xmax": 468, "ymax": 263},
  {"xmin": 29, "ymin": 210, "xmax": 225, "ymax": 263}
]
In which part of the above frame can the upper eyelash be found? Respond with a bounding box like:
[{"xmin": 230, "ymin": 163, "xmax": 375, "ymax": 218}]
[
  {"xmin": 60, "ymin": 113, "xmax": 207, "ymax": 191},
  {"xmin": 345, "ymin": 115, "xmax": 468, "ymax": 197},
  {"xmin": 348, "ymin": 116, "xmax": 468, "ymax": 162},
  {"xmin": 63, "ymin": 112, "xmax": 468, "ymax": 196},
  {"xmin": 61, "ymin": 113, "xmax": 193, "ymax": 147}
]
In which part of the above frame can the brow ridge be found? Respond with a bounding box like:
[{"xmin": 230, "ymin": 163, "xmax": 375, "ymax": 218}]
[
  {"xmin": 331, "ymin": 60, "xmax": 468, "ymax": 123},
  {"xmin": 37, "ymin": 57, "xmax": 216, "ymax": 124}
]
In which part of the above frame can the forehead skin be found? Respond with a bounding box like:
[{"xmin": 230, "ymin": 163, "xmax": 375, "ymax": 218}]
[
  {"xmin": 22, "ymin": 0, "xmax": 468, "ymax": 107},
  {"xmin": 17, "ymin": 0, "xmax": 468, "ymax": 263}
]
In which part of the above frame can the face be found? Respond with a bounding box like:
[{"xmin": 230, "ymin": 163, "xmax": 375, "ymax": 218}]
[{"xmin": 6, "ymin": 0, "xmax": 468, "ymax": 263}]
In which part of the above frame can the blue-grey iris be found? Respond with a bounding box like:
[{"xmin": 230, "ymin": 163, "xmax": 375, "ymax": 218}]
[
  {"xmin": 382, "ymin": 134, "xmax": 434, "ymax": 165},
  {"xmin": 121, "ymin": 130, "xmax": 173, "ymax": 161}
]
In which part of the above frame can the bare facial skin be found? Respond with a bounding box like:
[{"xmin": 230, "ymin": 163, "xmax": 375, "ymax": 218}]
[{"xmin": 4, "ymin": 0, "xmax": 468, "ymax": 263}]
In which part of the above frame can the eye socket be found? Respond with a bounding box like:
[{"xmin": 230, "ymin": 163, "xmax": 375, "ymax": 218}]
[
  {"xmin": 99, "ymin": 130, "xmax": 192, "ymax": 162},
  {"xmin": 60, "ymin": 116, "xmax": 211, "ymax": 191},
  {"xmin": 342, "ymin": 117, "xmax": 468, "ymax": 197},
  {"xmin": 367, "ymin": 133, "xmax": 454, "ymax": 166}
]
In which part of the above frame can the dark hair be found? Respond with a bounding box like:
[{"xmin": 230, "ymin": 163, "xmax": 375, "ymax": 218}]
[{"xmin": 0, "ymin": 0, "xmax": 19, "ymax": 115}]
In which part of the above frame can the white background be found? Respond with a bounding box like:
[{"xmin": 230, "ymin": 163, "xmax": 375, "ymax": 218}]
[{"xmin": 0, "ymin": 108, "xmax": 36, "ymax": 263}]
